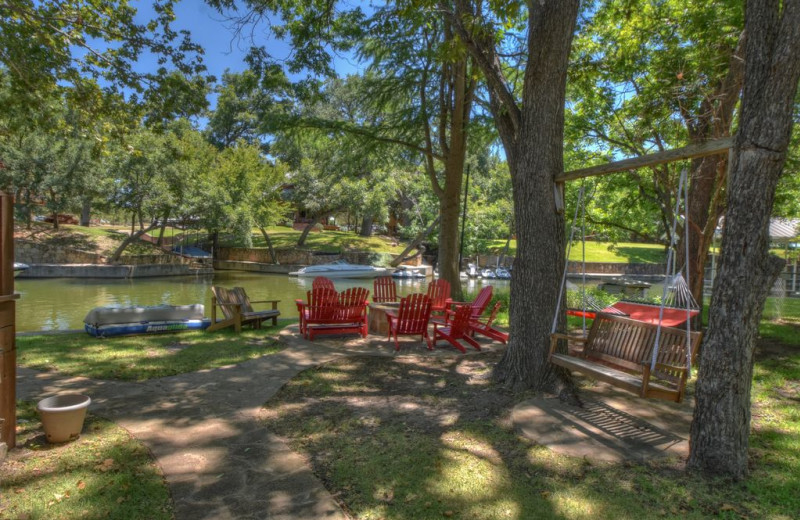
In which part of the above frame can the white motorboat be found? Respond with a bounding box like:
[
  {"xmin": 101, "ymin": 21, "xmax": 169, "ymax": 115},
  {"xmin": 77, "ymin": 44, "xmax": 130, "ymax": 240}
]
[
  {"xmin": 289, "ymin": 260, "xmax": 390, "ymax": 279},
  {"xmin": 392, "ymin": 266, "xmax": 426, "ymax": 279},
  {"xmin": 14, "ymin": 262, "xmax": 30, "ymax": 277},
  {"xmin": 481, "ymin": 268, "xmax": 497, "ymax": 279},
  {"xmin": 467, "ymin": 263, "xmax": 481, "ymax": 278},
  {"xmin": 495, "ymin": 267, "xmax": 511, "ymax": 280}
]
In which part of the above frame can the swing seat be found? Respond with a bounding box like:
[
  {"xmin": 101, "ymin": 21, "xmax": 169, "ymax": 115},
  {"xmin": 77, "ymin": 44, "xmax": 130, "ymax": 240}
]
[{"xmin": 550, "ymin": 313, "xmax": 703, "ymax": 403}]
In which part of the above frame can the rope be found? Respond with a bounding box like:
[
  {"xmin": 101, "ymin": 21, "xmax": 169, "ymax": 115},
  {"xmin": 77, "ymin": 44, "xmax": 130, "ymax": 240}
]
[
  {"xmin": 651, "ymin": 168, "xmax": 688, "ymax": 371},
  {"xmin": 553, "ymin": 186, "xmax": 584, "ymax": 335}
]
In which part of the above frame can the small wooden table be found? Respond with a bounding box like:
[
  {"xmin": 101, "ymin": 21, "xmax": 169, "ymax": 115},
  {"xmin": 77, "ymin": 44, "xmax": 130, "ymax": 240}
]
[{"xmin": 368, "ymin": 302, "xmax": 400, "ymax": 336}]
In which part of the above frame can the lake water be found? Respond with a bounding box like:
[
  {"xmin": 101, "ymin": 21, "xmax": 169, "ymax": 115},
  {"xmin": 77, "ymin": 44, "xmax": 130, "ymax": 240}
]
[{"xmin": 14, "ymin": 272, "xmax": 508, "ymax": 332}]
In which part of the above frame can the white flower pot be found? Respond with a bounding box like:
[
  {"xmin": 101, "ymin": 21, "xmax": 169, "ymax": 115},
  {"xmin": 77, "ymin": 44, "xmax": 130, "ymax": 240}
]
[{"xmin": 37, "ymin": 394, "xmax": 91, "ymax": 443}]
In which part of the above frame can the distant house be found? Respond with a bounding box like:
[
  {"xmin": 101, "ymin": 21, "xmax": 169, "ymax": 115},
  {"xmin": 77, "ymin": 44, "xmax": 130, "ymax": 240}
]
[{"xmin": 769, "ymin": 218, "xmax": 800, "ymax": 246}]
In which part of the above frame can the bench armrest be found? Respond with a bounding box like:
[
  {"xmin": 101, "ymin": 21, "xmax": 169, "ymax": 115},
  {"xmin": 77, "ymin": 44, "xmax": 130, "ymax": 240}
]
[{"xmin": 549, "ymin": 333, "xmax": 588, "ymax": 356}]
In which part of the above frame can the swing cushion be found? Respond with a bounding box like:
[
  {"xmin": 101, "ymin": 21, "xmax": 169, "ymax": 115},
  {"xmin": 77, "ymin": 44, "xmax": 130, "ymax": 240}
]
[
  {"xmin": 549, "ymin": 313, "xmax": 703, "ymax": 403},
  {"xmin": 607, "ymin": 301, "xmax": 700, "ymax": 327}
]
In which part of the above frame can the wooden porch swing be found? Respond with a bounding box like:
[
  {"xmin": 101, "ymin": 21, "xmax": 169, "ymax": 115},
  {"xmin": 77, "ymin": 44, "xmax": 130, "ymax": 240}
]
[{"xmin": 548, "ymin": 139, "xmax": 731, "ymax": 402}]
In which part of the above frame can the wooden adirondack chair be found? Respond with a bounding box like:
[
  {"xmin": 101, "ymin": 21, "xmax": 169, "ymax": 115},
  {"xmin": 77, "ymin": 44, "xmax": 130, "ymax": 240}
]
[
  {"xmin": 373, "ymin": 276, "xmax": 398, "ymax": 303},
  {"xmin": 305, "ymin": 287, "xmax": 370, "ymax": 340},
  {"xmin": 468, "ymin": 301, "xmax": 508, "ymax": 344},
  {"xmin": 313, "ymin": 276, "xmax": 335, "ymax": 291},
  {"xmin": 386, "ymin": 293, "xmax": 433, "ymax": 350},
  {"xmin": 426, "ymin": 278, "xmax": 451, "ymax": 321},
  {"xmin": 208, "ymin": 286, "xmax": 281, "ymax": 333},
  {"xmin": 445, "ymin": 285, "xmax": 493, "ymax": 323},
  {"xmin": 432, "ymin": 305, "xmax": 481, "ymax": 353},
  {"xmin": 296, "ymin": 287, "xmax": 339, "ymax": 337}
]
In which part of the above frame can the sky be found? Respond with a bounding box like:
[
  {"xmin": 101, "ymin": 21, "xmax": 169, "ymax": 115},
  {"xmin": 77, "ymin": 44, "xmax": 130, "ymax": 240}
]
[{"xmin": 134, "ymin": 1, "xmax": 360, "ymax": 106}]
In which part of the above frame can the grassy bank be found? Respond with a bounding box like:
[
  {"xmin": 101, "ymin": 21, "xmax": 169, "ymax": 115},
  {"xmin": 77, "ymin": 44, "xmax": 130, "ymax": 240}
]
[
  {"xmin": 260, "ymin": 341, "xmax": 798, "ymax": 520},
  {"xmin": 481, "ymin": 239, "xmax": 667, "ymax": 263},
  {"xmin": 248, "ymin": 226, "xmax": 408, "ymax": 254},
  {"xmin": 16, "ymin": 325, "xmax": 287, "ymax": 381},
  {"xmin": 1, "ymin": 402, "xmax": 172, "ymax": 520}
]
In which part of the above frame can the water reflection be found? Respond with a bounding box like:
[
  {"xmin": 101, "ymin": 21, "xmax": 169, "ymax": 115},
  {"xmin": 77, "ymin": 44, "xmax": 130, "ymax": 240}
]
[{"xmin": 15, "ymin": 272, "xmax": 510, "ymax": 332}]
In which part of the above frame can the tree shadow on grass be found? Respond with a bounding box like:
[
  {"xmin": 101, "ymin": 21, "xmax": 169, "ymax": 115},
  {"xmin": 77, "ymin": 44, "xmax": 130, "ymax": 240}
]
[{"xmin": 257, "ymin": 351, "xmax": 795, "ymax": 519}]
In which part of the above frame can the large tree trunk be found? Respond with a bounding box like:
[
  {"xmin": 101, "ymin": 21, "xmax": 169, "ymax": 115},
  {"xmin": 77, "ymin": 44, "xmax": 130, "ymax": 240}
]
[
  {"xmin": 391, "ymin": 216, "xmax": 440, "ymax": 267},
  {"xmin": 678, "ymin": 32, "xmax": 745, "ymax": 314},
  {"xmin": 297, "ymin": 215, "xmax": 322, "ymax": 247},
  {"xmin": 109, "ymin": 221, "xmax": 161, "ymax": 263},
  {"xmin": 438, "ymin": 168, "xmax": 464, "ymax": 300},
  {"xmin": 359, "ymin": 215, "xmax": 373, "ymax": 237},
  {"xmin": 80, "ymin": 198, "xmax": 91, "ymax": 227},
  {"xmin": 259, "ymin": 226, "xmax": 278, "ymax": 264},
  {"xmin": 689, "ymin": 0, "xmax": 800, "ymax": 480},
  {"xmin": 492, "ymin": 1, "xmax": 580, "ymax": 393},
  {"xmin": 156, "ymin": 210, "xmax": 170, "ymax": 247}
]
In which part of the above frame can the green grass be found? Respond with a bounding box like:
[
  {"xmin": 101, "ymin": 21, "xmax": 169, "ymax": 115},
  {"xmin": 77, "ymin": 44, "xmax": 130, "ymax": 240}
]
[
  {"xmin": 0, "ymin": 401, "xmax": 172, "ymax": 520},
  {"xmin": 261, "ymin": 349, "xmax": 800, "ymax": 520},
  {"xmin": 480, "ymin": 239, "xmax": 666, "ymax": 263},
  {"xmin": 247, "ymin": 226, "xmax": 408, "ymax": 254},
  {"xmin": 16, "ymin": 325, "xmax": 288, "ymax": 381}
]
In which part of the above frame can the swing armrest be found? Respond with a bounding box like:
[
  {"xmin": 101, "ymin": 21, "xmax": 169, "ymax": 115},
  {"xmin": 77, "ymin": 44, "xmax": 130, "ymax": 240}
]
[{"xmin": 549, "ymin": 333, "xmax": 587, "ymax": 355}]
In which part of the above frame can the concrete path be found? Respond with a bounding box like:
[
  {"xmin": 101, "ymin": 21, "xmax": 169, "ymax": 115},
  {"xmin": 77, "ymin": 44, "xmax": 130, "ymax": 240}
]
[{"xmin": 16, "ymin": 325, "xmax": 502, "ymax": 519}]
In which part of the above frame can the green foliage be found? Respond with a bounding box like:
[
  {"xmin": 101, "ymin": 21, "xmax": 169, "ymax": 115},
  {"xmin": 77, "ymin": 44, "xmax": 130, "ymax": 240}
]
[
  {"xmin": 0, "ymin": 0, "xmax": 208, "ymax": 122},
  {"xmin": 566, "ymin": 0, "xmax": 744, "ymax": 242}
]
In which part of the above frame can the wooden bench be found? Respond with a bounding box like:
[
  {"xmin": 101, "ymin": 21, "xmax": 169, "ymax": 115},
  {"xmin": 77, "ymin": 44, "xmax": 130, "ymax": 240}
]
[
  {"xmin": 208, "ymin": 286, "xmax": 280, "ymax": 333},
  {"xmin": 549, "ymin": 313, "xmax": 702, "ymax": 403}
]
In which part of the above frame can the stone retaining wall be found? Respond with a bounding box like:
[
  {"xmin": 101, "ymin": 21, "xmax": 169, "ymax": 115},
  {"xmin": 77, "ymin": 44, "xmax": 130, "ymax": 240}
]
[
  {"xmin": 15, "ymin": 240, "xmax": 106, "ymax": 264},
  {"xmin": 217, "ymin": 248, "xmax": 398, "ymax": 267},
  {"xmin": 18, "ymin": 264, "xmax": 213, "ymax": 279},
  {"xmin": 15, "ymin": 241, "xmax": 191, "ymax": 266}
]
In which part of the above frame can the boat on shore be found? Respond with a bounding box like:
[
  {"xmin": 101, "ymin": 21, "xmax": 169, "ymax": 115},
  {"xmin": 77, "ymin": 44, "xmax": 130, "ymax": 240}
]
[
  {"xmin": 84, "ymin": 304, "xmax": 211, "ymax": 337},
  {"xmin": 392, "ymin": 266, "xmax": 426, "ymax": 279},
  {"xmin": 288, "ymin": 260, "xmax": 389, "ymax": 279}
]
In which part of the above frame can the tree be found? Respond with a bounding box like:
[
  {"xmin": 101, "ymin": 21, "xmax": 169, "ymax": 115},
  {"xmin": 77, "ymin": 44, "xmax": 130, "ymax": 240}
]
[
  {"xmin": 205, "ymin": 0, "xmax": 482, "ymax": 299},
  {"xmin": 0, "ymin": 0, "xmax": 207, "ymax": 116},
  {"xmin": 444, "ymin": 1, "xmax": 581, "ymax": 392},
  {"xmin": 688, "ymin": 0, "xmax": 800, "ymax": 480},
  {"xmin": 567, "ymin": 0, "xmax": 745, "ymax": 309}
]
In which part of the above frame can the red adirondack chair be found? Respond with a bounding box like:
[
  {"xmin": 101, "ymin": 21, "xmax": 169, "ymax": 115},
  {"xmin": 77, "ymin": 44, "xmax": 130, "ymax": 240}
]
[
  {"xmin": 312, "ymin": 276, "xmax": 335, "ymax": 291},
  {"xmin": 426, "ymin": 278, "xmax": 451, "ymax": 321},
  {"xmin": 296, "ymin": 287, "xmax": 338, "ymax": 337},
  {"xmin": 306, "ymin": 287, "xmax": 370, "ymax": 340},
  {"xmin": 432, "ymin": 305, "xmax": 481, "ymax": 353},
  {"xmin": 445, "ymin": 285, "xmax": 493, "ymax": 323},
  {"xmin": 386, "ymin": 293, "xmax": 433, "ymax": 350},
  {"xmin": 468, "ymin": 301, "xmax": 508, "ymax": 344},
  {"xmin": 373, "ymin": 276, "xmax": 398, "ymax": 303}
]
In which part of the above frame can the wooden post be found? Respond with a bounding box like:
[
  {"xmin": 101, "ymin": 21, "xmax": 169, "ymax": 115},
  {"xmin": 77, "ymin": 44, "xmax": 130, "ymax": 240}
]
[{"xmin": 0, "ymin": 191, "xmax": 18, "ymax": 451}]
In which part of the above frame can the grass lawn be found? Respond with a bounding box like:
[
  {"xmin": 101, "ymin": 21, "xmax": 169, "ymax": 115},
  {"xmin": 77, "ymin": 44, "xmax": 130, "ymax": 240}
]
[
  {"xmin": 481, "ymin": 239, "xmax": 667, "ymax": 263},
  {"xmin": 17, "ymin": 223, "xmax": 168, "ymax": 257},
  {"xmin": 1, "ymin": 401, "xmax": 172, "ymax": 520},
  {"xmin": 16, "ymin": 324, "xmax": 287, "ymax": 381},
  {"xmin": 245, "ymin": 226, "xmax": 408, "ymax": 254},
  {"xmin": 260, "ymin": 336, "xmax": 799, "ymax": 520}
]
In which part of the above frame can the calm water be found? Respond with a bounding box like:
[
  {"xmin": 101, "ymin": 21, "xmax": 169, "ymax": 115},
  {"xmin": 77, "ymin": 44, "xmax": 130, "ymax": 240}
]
[{"xmin": 14, "ymin": 272, "xmax": 507, "ymax": 332}]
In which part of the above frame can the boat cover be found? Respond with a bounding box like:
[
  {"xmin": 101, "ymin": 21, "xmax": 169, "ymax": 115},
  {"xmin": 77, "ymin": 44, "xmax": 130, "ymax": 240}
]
[{"xmin": 84, "ymin": 304, "xmax": 206, "ymax": 327}]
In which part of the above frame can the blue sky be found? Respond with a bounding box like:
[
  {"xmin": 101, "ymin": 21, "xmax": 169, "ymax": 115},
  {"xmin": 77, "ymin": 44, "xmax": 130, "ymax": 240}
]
[{"xmin": 134, "ymin": 1, "xmax": 360, "ymax": 100}]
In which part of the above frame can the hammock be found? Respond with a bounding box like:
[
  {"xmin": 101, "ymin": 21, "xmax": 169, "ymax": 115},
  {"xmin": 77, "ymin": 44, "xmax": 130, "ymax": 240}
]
[{"xmin": 566, "ymin": 273, "xmax": 700, "ymax": 327}]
